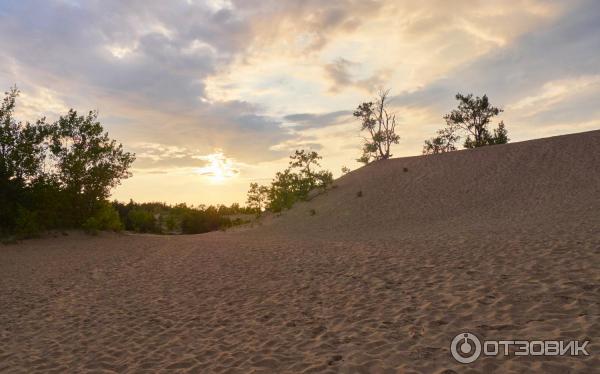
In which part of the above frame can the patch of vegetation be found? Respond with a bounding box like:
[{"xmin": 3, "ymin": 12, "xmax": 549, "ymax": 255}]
[
  {"xmin": 14, "ymin": 207, "xmax": 42, "ymax": 239},
  {"xmin": 113, "ymin": 200, "xmax": 253, "ymax": 235},
  {"xmin": 354, "ymin": 89, "xmax": 400, "ymax": 164},
  {"xmin": 246, "ymin": 149, "xmax": 333, "ymax": 213},
  {"xmin": 423, "ymin": 93, "xmax": 509, "ymax": 155},
  {"xmin": 82, "ymin": 202, "xmax": 123, "ymax": 235},
  {"xmin": 0, "ymin": 86, "xmax": 134, "ymax": 238}
]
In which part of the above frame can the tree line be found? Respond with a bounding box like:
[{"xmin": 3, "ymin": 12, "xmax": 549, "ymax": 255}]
[{"xmin": 112, "ymin": 200, "xmax": 255, "ymax": 235}]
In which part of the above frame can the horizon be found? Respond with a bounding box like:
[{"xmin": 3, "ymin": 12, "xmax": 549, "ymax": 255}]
[{"xmin": 1, "ymin": 0, "xmax": 599, "ymax": 206}]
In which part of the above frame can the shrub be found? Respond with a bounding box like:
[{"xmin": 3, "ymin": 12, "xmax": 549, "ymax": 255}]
[
  {"xmin": 128, "ymin": 208, "xmax": 157, "ymax": 233},
  {"xmin": 251, "ymin": 150, "xmax": 333, "ymax": 213},
  {"xmin": 82, "ymin": 217, "xmax": 101, "ymax": 235},
  {"xmin": 83, "ymin": 202, "xmax": 123, "ymax": 234},
  {"xmin": 15, "ymin": 207, "xmax": 41, "ymax": 239},
  {"xmin": 181, "ymin": 210, "xmax": 227, "ymax": 234}
]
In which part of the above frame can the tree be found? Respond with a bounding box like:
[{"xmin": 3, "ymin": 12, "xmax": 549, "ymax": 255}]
[
  {"xmin": 246, "ymin": 182, "xmax": 269, "ymax": 214},
  {"xmin": 354, "ymin": 89, "xmax": 400, "ymax": 164},
  {"xmin": 444, "ymin": 93, "xmax": 508, "ymax": 149},
  {"xmin": 489, "ymin": 121, "xmax": 509, "ymax": 145},
  {"xmin": 0, "ymin": 87, "xmax": 48, "ymax": 184},
  {"xmin": 49, "ymin": 110, "xmax": 135, "ymax": 224},
  {"xmin": 268, "ymin": 168, "xmax": 300, "ymax": 212},
  {"xmin": 246, "ymin": 149, "xmax": 333, "ymax": 213},
  {"xmin": 0, "ymin": 86, "xmax": 135, "ymax": 237},
  {"xmin": 422, "ymin": 93, "xmax": 509, "ymax": 155},
  {"xmin": 422, "ymin": 125, "xmax": 460, "ymax": 155},
  {"xmin": 0, "ymin": 87, "xmax": 49, "ymax": 234},
  {"xmin": 288, "ymin": 150, "xmax": 332, "ymax": 194}
]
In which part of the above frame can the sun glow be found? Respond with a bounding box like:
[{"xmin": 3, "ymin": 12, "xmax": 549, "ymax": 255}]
[{"xmin": 195, "ymin": 152, "xmax": 238, "ymax": 183}]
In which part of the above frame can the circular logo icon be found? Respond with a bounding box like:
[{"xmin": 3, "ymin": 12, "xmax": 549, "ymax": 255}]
[{"xmin": 451, "ymin": 332, "xmax": 482, "ymax": 364}]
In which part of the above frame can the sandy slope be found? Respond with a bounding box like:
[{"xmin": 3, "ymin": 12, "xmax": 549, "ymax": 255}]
[{"xmin": 1, "ymin": 130, "xmax": 599, "ymax": 373}]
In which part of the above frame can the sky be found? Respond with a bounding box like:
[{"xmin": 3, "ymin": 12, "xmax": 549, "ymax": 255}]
[{"xmin": 1, "ymin": 0, "xmax": 599, "ymax": 206}]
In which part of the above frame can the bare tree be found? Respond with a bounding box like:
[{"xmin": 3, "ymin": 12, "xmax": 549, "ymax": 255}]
[{"xmin": 354, "ymin": 89, "xmax": 400, "ymax": 164}]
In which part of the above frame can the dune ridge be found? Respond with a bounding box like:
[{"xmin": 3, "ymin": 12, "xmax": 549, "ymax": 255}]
[{"xmin": 257, "ymin": 129, "xmax": 600, "ymax": 239}]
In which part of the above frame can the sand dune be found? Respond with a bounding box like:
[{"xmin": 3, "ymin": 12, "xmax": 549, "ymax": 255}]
[{"xmin": 1, "ymin": 130, "xmax": 599, "ymax": 373}]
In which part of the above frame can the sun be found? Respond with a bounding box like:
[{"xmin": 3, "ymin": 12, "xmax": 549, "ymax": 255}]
[{"xmin": 195, "ymin": 152, "xmax": 238, "ymax": 183}]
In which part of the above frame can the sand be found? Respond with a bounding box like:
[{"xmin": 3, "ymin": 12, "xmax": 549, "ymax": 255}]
[{"xmin": 1, "ymin": 130, "xmax": 599, "ymax": 373}]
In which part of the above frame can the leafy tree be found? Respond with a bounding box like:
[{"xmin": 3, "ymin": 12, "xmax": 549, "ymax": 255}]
[
  {"xmin": 422, "ymin": 125, "xmax": 460, "ymax": 155},
  {"xmin": 0, "ymin": 87, "xmax": 49, "ymax": 234},
  {"xmin": 127, "ymin": 208, "xmax": 157, "ymax": 233},
  {"xmin": 246, "ymin": 182, "xmax": 269, "ymax": 214},
  {"xmin": 49, "ymin": 110, "xmax": 135, "ymax": 224},
  {"xmin": 423, "ymin": 93, "xmax": 509, "ymax": 154},
  {"xmin": 444, "ymin": 93, "xmax": 508, "ymax": 149},
  {"xmin": 489, "ymin": 121, "xmax": 509, "ymax": 145},
  {"xmin": 82, "ymin": 201, "xmax": 123, "ymax": 234},
  {"xmin": 288, "ymin": 150, "xmax": 333, "ymax": 195},
  {"xmin": 354, "ymin": 89, "xmax": 400, "ymax": 164},
  {"xmin": 246, "ymin": 149, "xmax": 333, "ymax": 213},
  {"xmin": 0, "ymin": 87, "xmax": 49, "ymax": 183},
  {"xmin": 0, "ymin": 86, "xmax": 135, "ymax": 237}
]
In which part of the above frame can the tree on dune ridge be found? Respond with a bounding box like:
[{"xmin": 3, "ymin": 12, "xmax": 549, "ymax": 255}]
[
  {"xmin": 423, "ymin": 93, "xmax": 509, "ymax": 155},
  {"xmin": 354, "ymin": 89, "xmax": 400, "ymax": 164}
]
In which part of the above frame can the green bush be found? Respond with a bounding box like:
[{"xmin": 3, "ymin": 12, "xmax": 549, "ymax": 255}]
[
  {"xmin": 83, "ymin": 202, "xmax": 123, "ymax": 234},
  {"xmin": 127, "ymin": 208, "xmax": 157, "ymax": 233},
  {"xmin": 15, "ymin": 207, "xmax": 41, "ymax": 239},
  {"xmin": 250, "ymin": 150, "xmax": 333, "ymax": 213},
  {"xmin": 181, "ymin": 209, "xmax": 229, "ymax": 234}
]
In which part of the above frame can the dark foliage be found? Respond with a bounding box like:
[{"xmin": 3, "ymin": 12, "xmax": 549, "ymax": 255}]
[
  {"xmin": 112, "ymin": 200, "xmax": 251, "ymax": 235},
  {"xmin": 423, "ymin": 93, "xmax": 509, "ymax": 155},
  {"xmin": 247, "ymin": 149, "xmax": 333, "ymax": 214},
  {"xmin": 0, "ymin": 87, "xmax": 134, "ymax": 237}
]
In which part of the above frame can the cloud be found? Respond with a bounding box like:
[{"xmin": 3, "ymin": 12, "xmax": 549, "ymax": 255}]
[
  {"xmin": 388, "ymin": 0, "xmax": 600, "ymax": 140},
  {"xmin": 283, "ymin": 110, "xmax": 352, "ymax": 129},
  {"xmin": 324, "ymin": 59, "xmax": 390, "ymax": 93},
  {"xmin": 129, "ymin": 142, "xmax": 211, "ymax": 171},
  {"xmin": 0, "ymin": 0, "xmax": 293, "ymax": 163},
  {"xmin": 0, "ymin": 0, "xmax": 598, "ymax": 204}
]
